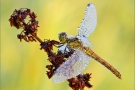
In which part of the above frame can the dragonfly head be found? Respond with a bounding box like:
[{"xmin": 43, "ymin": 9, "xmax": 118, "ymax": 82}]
[{"xmin": 58, "ymin": 32, "xmax": 67, "ymax": 44}]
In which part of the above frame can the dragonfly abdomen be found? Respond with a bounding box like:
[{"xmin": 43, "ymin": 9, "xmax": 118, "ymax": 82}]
[{"xmin": 81, "ymin": 46, "xmax": 122, "ymax": 79}]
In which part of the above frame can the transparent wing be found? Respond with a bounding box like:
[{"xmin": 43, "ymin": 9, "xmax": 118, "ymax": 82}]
[
  {"xmin": 76, "ymin": 35, "xmax": 93, "ymax": 47},
  {"xmin": 78, "ymin": 3, "xmax": 97, "ymax": 37},
  {"xmin": 52, "ymin": 49, "xmax": 90, "ymax": 83}
]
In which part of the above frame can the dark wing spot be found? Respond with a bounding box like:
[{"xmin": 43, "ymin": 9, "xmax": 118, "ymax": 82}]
[{"xmin": 87, "ymin": 3, "xmax": 91, "ymax": 7}]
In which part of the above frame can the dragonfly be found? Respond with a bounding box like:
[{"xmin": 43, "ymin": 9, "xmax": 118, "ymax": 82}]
[{"xmin": 52, "ymin": 3, "xmax": 121, "ymax": 83}]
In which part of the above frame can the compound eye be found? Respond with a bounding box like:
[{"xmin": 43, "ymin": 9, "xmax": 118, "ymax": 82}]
[{"xmin": 58, "ymin": 32, "xmax": 67, "ymax": 43}]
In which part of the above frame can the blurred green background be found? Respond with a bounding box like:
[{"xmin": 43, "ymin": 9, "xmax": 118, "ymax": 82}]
[{"xmin": 1, "ymin": 0, "xmax": 134, "ymax": 90}]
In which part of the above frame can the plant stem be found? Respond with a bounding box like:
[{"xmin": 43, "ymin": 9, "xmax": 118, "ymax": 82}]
[{"xmin": 31, "ymin": 34, "xmax": 43, "ymax": 43}]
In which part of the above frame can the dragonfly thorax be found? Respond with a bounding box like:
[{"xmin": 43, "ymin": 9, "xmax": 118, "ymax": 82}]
[
  {"xmin": 58, "ymin": 34, "xmax": 83, "ymax": 54},
  {"xmin": 66, "ymin": 37, "xmax": 83, "ymax": 49}
]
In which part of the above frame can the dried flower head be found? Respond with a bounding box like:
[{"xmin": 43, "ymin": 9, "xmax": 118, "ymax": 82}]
[{"xmin": 9, "ymin": 8, "xmax": 39, "ymax": 42}]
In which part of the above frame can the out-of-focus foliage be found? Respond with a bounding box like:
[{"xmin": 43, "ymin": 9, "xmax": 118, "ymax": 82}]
[{"xmin": 1, "ymin": 0, "xmax": 134, "ymax": 90}]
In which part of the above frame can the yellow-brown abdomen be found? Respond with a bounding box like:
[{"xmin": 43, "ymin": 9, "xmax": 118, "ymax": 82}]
[{"xmin": 81, "ymin": 46, "xmax": 121, "ymax": 79}]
